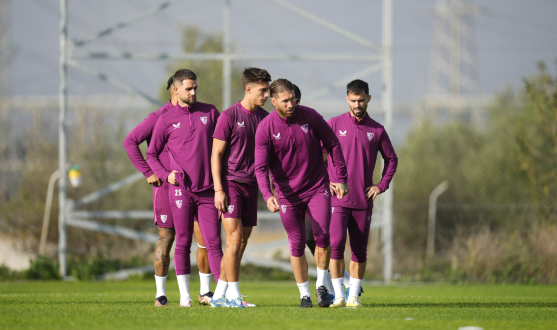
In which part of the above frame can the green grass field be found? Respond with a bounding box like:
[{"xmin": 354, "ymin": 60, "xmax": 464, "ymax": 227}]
[{"xmin": 1, "ymin": 281, "xmax": 556, "ymax": 330}]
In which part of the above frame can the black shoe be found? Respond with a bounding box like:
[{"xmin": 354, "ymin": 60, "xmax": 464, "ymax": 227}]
[
  {"xmin": 155, "ymin": 295, "xmax": 168, "ymax": 306},
  {"xmin": 316, "ymin": 286, "xmax": 331, "ymax": 308},
  {"xmin": 299, "ymin": 295, "xmax": 313, "ymax": 308}
]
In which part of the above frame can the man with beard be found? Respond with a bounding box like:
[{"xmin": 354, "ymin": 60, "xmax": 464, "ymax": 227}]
[
  {"xmin": 327, "ymin": 79, "xmax": 398, "ymax": 307},
  {"xmin": 147, "ymin": 69, "xmax": 223, "ymax": 307},
  {"xmin": 254, "ymin": 78, "xmax": 349, "ymax": 308}
]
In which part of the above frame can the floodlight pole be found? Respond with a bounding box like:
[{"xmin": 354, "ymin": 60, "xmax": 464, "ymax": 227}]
[
  {"xmin": 223, "ymin": 0, "xmax": 232, "ymax": 110},
  {"xmin": 58, "ymin": 0, "xmax": 68, "ymax": 277},
  {"xmin": 381, "ymin": 0, "xmax": 393, "ymax": 285}
]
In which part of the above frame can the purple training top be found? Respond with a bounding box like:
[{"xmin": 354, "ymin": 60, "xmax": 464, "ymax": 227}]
[
  {"xmin": 254, "ymin": 105, "xmax": 348, "ymax": 202},
  {"xmin": 213, "ymin": 102, "xmax": 269, "ymax": 186},
  {"xmin": 123, "ymin": 100, "xmax": 173, "ymax": 180},
  {"xmin": 327, "ymin": 112, "xmax": 398, "ymax": 209},
  {"xmin": 146, "ymin": 102, "xmax": 220, "ymax": 192}
]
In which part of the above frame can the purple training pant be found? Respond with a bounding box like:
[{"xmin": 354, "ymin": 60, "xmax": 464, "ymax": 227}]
[
  {"xmin": 278, "ymin": 186, "xmax": 331, "ymax": 257},
  {"xmin": 330, "ymin": 204, "xmax": 373, "ymax": 263},
  {"xmin": 169, "ymin": 182, "xmax": 223, "ymax": 279}
]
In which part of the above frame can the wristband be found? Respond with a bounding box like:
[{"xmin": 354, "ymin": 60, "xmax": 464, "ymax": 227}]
[{"xmin": 215, "ymin": 189, "xmax": 223, "ymax": 192}]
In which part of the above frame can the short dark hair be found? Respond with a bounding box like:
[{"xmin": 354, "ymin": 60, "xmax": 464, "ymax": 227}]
[
  {"xmin": 166, "ymin": 76, "xmax": 174, "ymax": 90},
  {"xmin": 173, "ymin": 69, "xmax": 197, "ymax": 85},
  {"xmin": 242, "ymin": 67, "xmax": 272, "ymax": 87},
  {"xmin": 292, "ymin": 84, "xmax": 301, "ymax": 102},
  {"xmin": 270, "ymin": 78, "xmax": 293, "ymax": 98},
  {"xmin": 347, "ymin": 79, "xmax": 369, "ymax": 95}
]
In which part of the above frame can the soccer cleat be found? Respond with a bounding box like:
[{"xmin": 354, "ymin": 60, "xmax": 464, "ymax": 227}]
[
  {"xmin": 198, "ymin": 291, "xmax": 213, "ymax": 306},
  {"xmin": 210, "ymin": 295, "xmax": 229, "ymax": 308},
  {"xmin": 299, "ymin": 295, "xmax": 313, "ymax": 308},
  {"xmin": 241, "ymin": 297, "xmax": 256, "ymax": 307},
  {"xmin": 154, "ymin": 295, "xmax": 168, "ymax": 306},
  {"xmin": 228, "ymin": 296, "xmax": 246, "ymax": 308},
  {"xmin": 346, "ymin": 296, "xmax": 363, "ymax": 308},
  {"xmin": 330, "ymin": 297, "xmax": 346, "ymax": 308},
  {"xmin": 344, "ymin": 286, "xmax": 364, "ymax": 302},
  {"xmin": 315, "ymin": 285, "xmax": 331, "ymax": 308},
  {"xmin": 179, "ymin": 298, "xmax": 193, "ymax": 307},
  {"xmin": 329, "ymin": 293, "xmax": 335, "ymax": 302}
]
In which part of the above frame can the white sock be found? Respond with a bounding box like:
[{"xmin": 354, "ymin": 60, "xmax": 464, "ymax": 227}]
[
  {"xmin": 316, "ymin": 267, "xmax": 327, "ymax": 288},
  {"xmin": 154, "ymin": 275, "xmax": 167, "ymax": 298},
  {"xmin": 348, "ymin": 277, "xmax": 362, "ymax": 298},
  {"xmin": 226, "ymin": 281, "xmax": 241, "ymax": 300},
  {"xmin": 343, "ymin": 269, "xmax": 351, "ymax": 288},
  {"xmin": 297, "ymin": 281, "xmax": 311, "ymax": 298},
  {"xmin": 325, "ymin": 270, "xmax": 334, "ymax": 293},
  {"xmin": 199, "ymin": 272, "xmax": 212, "ymax": 295},
  {"xmin": 214, "ymin": 279, "xmax": 228, "ymax": 298},
  {"xmin": 331, "ymin": 277, "xmax": 344, "ymax": 299},
  {"xmin": 177, "ymin": 274, "xmax": 191, "ymax": 304}
]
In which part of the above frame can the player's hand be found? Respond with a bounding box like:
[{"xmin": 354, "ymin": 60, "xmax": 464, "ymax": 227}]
[
  {"xmin": 214, "ymin": 191, "xmax": 228, "ymax": 213},
  {"xmin": 331, "ymin": 182, "xmax": 349, "ymax": 199},
  {"xmin": 147, "ymin": 173, "xmax": 162, "ymax": 186},
  {"xmin": 167, "ymin": 170, "xmax": 179, "ymax": 186},
  {"xmin": 329, "ymin": 182, "xmax": 337, "ymax": 197},
  {"xmin": 266, "ymin": 196, "xmax": 280, "ymax": 213},
  {"xmin": 365, "ymin": 185, "xmax": 380, "ymax": 201}
]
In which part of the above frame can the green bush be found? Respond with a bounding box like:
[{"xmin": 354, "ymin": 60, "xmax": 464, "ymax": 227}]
[{"xmin": 24, "ymin": 256, "xmax": 61, "ymax": 280}]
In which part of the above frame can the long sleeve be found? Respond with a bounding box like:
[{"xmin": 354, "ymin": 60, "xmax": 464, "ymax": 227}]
[
  {"xmin": 314, "ymin": 114, "xmax": 348, "ymax": 183},
  {"xmin": 254, "ymin": 124, "xmax": 273, "ymax": 201},
  {"xmin": 146, "ymin": 117, "xmax": 171, "ymax": 181},
  {"xmin": 123, "ymin": 113, "xmax": 159, "ymax": 178},
  {"xmin": 376, "ymin": 130, "xmax": 398, "ymax": 193}
]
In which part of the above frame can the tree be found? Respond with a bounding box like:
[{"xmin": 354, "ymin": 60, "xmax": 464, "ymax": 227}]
[
  {"xmin": 158, "ymin": 25, "xmax": 244, "ymax": 111},
  {"xmin": 516, "ymin": 62, "xmax": 557, "ymax": 210}
]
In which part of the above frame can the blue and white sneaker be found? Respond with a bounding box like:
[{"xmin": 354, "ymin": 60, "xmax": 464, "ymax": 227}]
[
  {"xmin": 344, "ymin": 286, "xmax": 364, "ymax": 303},
  {"xmin": 228, "ymin": 296, "xmax": 246, "ymax": 308},
  {"xmin": 210, "ymin": 295, "xmax": 229, "ymax": 308}
]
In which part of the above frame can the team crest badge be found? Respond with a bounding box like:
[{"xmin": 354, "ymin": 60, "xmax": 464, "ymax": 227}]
[
  {"xmin": 176, "ymin": 200, "xmax": 182, "ymax": 209},
  {"xmin": 301, "ymin": 124, "xmax": 309, "ymax": 133},
  {"xmin": 331, "ymin": 207, "xmax": 335, "ymax": 214},
  {"xmin": 281, "ymin": 205, "xmax": 287, "ymax": 213},
  {"xmin": 200, "ymin": 116, "xmax": 208, "ymax": 124},
  {"xmin": 161, "ymin": 215, "xmax": 167, "ymax": 223},
  {"xmin": 367, "ymin": 132, "xmax": 374, "ymax": 141},
  {"xmin": 228, "ymin": 205, "xmax": 235, "ymax": 214}
]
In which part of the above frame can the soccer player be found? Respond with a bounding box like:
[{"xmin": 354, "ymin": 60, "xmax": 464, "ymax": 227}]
[
  {"xmin": 123, "ymin": 76, "xmax": 214, "ymax": 306},
  {"xmin": 291, "ymin": 84, "xmax": 337, "ymax": 300},
  {"xmin": 254, "ymin": 78, "xmax": 349, "ymax": 308},
  {"xmin": 210, "ymin": 67, "xmax": 272, "ymax": 308},
  {"xmin": 327, "ymin": 79, "xmax": 398, "ymax": 307},
  {"xmin": 146, "ymin": 69, "xmax": 223, "ymax": 307}
]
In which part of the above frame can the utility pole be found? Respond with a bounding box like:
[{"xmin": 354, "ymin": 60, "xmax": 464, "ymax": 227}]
[
  {"xmin": 426, "ymin": 0, "xmax": 483, "ymax": 126},
  {"xmin": 381, "ymin": 0, "xmax": 393, "ymax": 285},
  {"xmin": 58, "ymin": 0, "xmax": 68, "ymax": 278}
]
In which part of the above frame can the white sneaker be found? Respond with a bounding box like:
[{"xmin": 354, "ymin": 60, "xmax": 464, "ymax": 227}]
[
  {"xmin": 346, "ymin": 296, "xmax": 363, "ymax": 308},
  {"xmin": 330, "ymin": 297, "xmax": 346, "ymax": 307},
  {"xmin": 179, "ymin": 298, "xmax": 193, "ymax": 307}
]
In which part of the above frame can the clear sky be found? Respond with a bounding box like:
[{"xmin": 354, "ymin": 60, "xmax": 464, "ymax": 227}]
[{"xmin": 9, "ymin": 0, "xmax": 557, "ymax": 102}]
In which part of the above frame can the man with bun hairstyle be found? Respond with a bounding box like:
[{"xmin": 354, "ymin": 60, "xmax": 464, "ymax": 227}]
[
  {"xmin": 147, "ymin": 69, "xmax": 223, "ymax": 307},
  {"xmin": 123, "ymin": 76, "xmax": 214, "ymax": 307},
  {"xmin": 254, "ymin": 78, "xmax": 349, "ymax": 308}
]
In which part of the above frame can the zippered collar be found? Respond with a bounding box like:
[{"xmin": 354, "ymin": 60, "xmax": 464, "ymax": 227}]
[{"xmin": 176, "ymin": 102, "xmax": 195, "ymax": 114}]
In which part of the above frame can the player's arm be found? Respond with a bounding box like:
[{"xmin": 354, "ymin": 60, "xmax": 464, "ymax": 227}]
[
  {"xmin": 375, "ymin": 130, "xmax": 399, "ymax": 193},
  {"xmin": 211, "ymin": 138, "xmax": 229, "ymax": 213},
  {"xmin": 315, "ymin": 115, "xmax": 349, "ymax": 198},
  {"xmin": 122, "ymin": 113, "xmax": 162, "ymax": 186},
  {"xmin": 254, "ymin": 126, "xmax": 280, "ymax": 212},
  {"xmin": 146, "ymin": 117, "xmax": 176, "ymax": 185}
]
